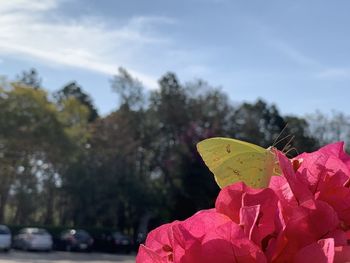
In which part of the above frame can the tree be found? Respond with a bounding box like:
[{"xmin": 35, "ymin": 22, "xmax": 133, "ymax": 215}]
[
  {"xmin": 16, "ymin": 68, "xmax": 42, "ymax": 89},
  {"xmin": 0, "ymin": 68, "xmax": 327, "ymax": 233},
  {"xmin": 145, "ymin": 74, "xmax": 237, "ymax": 221},
  {"xmin": 111, "ymin": 67, "xmax": 145, "ymax": 110},
  {"xmin": 55, "ymin": 81, "xmax": 98, "ymax": 122},
  {"xmin": 61, "ymin": 69, "xmax": 151, "ymax": 232},
  {"xmin": 0, "ymin": 83, "xmax": 72, "ymax": 224},
  {"xmin": 230, "ymin": 100, "xmax": 286, "ymax": 148},
  {"xmin": 307, "ymin": 111, "xmax": 350, "ymax": 149},
  {"xmin": 283, "ymin": 115, "xmax": 318, "ymax": 155}
]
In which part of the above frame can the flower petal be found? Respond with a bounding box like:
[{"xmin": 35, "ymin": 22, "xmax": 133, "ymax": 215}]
[
  {"xmin": 294, "ymin": 238, "xmax": 335, "ymax": 263},
  {"xmin": 136, "ymin": 245, "xmax": 165, "ymax": 263}
]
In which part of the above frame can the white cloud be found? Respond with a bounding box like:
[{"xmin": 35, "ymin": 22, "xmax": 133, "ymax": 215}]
[
  {"xmin": 0, "ymin": 0, "xmax": 178, "ymax": 88},
  {"xmin": 0, "ymin": 0, "xmax": 59, "ymax": 12}
]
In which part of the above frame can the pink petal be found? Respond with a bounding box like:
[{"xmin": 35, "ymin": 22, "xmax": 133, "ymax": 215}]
[
  {"xmin": 180, "ymin": 209, "xmax": 233, "ymax": 239},
  {"xmin": 286, "ymin": 201, "xmax": 339, "ymax": 246},
  {"xmin": 215, "ymin": 182, "xmax": 247, "ymax": 223},
  {"xmin": 136, "ymin": 245, "xmax": 166, "ymax": 263},
  {"xmin": 324, "ymin": 229, "xmax": 348, "ymax": 246},
  {"xmin": 216, "ymin": 182, "xmax": 280, "ymax": 247},
  {"xmin": 296, "ymin": 143, "xmax": 350, "ymax": 194},
  {"xmin": 269, "ymin": 175, "xmax": 298, "ymax": 219},
  {"xmin": 144, "ymin": 221, "xmax": 179, "ymax": 258},
  {"xmin": 318, "ymin": 184, "xmax": 350, "ymax": 226},
  {"xmin": 240, "ymin": 205, "xmax": 260, "ymax": 240},
  {"xmin": 334, "ymin": 246, "xmax": 350, "ymax": 262},
  {"xmin": 273, "ymin": 200, "xmax": 339, "ymax": 261},
  {"xmin": 191, "ymin": 222, "xmax": 267, "ymax": 263},
  {"xmin": 294, "ymin": 238, "xmax": 335, "ymax": 263},
  {"xmin": 242, "ymin": 188, "xmax": 279, "ymax": 244},
  {"xmin": 264, "ymin": 202, "xmax": 287, "ymax": 261},
  {"xmin": 297, "ymin": 142, "xmax": 346, "ymax": 160},
  {"xmin": 276, "ymin": 151, "xmax": 314, "ymax": 206},
  {"xmin": 168, "ymin": 212, "xmax": 267, "ymax": 263},
  {"xmin": 319, "ymin": 142, "xmax": 348, "ymax": 161}
]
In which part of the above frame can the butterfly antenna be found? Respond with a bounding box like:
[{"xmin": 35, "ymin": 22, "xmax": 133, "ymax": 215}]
[
  {"xmin": 273, "ymin": 134, "xmax": 292, "ymax": 148},
  {"xmin": 282, "ymin": 135, "xmax": 295, "ymax": 153},
  {"xmin": 285, "ymin": 147, "xmax": 299, "ymax": 157},
  {"xmin": 272, "ymin": 123, "xmax": 289, "ymax": 147}
]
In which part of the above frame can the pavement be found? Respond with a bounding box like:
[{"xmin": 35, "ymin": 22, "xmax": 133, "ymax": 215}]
[{"xmin": 0, "ymin": 251, "xmax": 135, "ymax": 263}]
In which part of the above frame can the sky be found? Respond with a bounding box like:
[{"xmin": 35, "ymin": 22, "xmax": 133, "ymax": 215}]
[{"xmin": 1, "ymin": 0, "xmax": 350, "ymax": 116}]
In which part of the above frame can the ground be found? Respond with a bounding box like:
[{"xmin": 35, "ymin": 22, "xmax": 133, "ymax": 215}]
[{"xmin": 0, "ymin": 251, "xmax": 135, "ymax": 263}]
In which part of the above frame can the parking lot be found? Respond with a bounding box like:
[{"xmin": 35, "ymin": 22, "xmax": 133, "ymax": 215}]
[{"xmin": 0, "ymin": 251, "xmax": 135, "ymax": 263}]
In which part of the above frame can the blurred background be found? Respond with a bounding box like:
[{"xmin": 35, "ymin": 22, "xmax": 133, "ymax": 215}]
[{"xmin": 0, "ymin": 0, "xmax": 350, "ymax": 254}]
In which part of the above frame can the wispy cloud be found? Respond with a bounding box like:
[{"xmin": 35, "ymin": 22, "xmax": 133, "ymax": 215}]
[
  {"xmin": 254, "ymin": 21, "xmax": 320, "ymax": 68},
  {"xmin": 257, "ymin": 28, "xmax": 350, "ymax": 80},
  {"xmin": 269, "ymin": 37, "xmax": 350, "ymax": 80},
  {"xmin": 0, "ymin": 0, "xmax": 179, "ymax": 88},
  {"xmin": 261, "ymin": 29, "xmax": 350, "ymax": 80},
  {"xmin": 0, "ymin": 0, "xmax": 59, "ymax": 12},
  {"xmin": 316, "ymin": 68, "xmax": 350, "ymax": 79},
  {"xmin": 268, "ymin": 39, "xmax": 319, "ymax": 67}
]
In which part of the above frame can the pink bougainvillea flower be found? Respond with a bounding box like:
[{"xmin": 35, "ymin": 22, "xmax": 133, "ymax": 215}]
[
  {"xmin": 214, "ymin": 181, "xmax": 289, "ymax": 262},
  {"xmin": 266, "ymin": 151, "xmax": 342, "ymax": 261},
  {"xmin": 292, "ymin": 142, "xmax": 350, "ymax": 228},
  {"xmin": 334, "ymin": 245, "xmax": 350, "ymax": 262},
  {"xmin": 295, "ymin": 142, "xmax": 350, "ymax": 193},
  {"xmin": 215, "ymin": 182, "xmax": 280, "ymax": 249},
  {"xmin": 273, "ymin": 200, "xmax": 339, "ymax": 261},
  {"xmin": 294, "ymin": 238, "xmax": 350, "ymax": 263},
  {"xmin": 177, "ymin": 219, "xmax": 267, "ymax": 263},
  {"xmin": 136, "ymin": 209, "xmax": 267, "ymax": 263},
  {"xmin": 139, "ymin": 221, "xmax": 180, "ymax": 262},
  {"xmin": 137, "ymin": 245, "xmax": 164, "ymax": 263},
  {"xmin": 137, "ymin": 142, "xmax": 350, "ymax": 262},
  {"xmin": 274, "ymin": 150, "xmax": 314, "ymax": 207},
  {"xmin": 293, "ymin": 238, "xmax": 335, "ymax": 263},
  {"xmin": 318, "ymin": 142, "xmax": 350, "ymax": 168},
  {"xmin": 214, "ymin": 167, "xmax": 341, "ymax": 262}
]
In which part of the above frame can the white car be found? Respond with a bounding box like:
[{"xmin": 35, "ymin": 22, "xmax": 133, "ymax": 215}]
[
  {"xmin": 14, "ymin": 228, "xmax": 52, "ymax": 251},
  {"xmin": 0, "ymin": 225, "xmax": 11, "ymax": 251}
]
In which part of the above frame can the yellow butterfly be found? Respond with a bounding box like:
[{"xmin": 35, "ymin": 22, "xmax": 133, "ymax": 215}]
[{"xmin": 196, "ymin": 137, "xmax": 281, "ymax": 189}]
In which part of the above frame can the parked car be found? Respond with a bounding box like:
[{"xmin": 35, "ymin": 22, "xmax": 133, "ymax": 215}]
[
  {"xmin": 94, "ymin": 232, "xmax": 133, "ymax": 253},
  {"xmin": 13, "ymin": 228, "xmax": 52, "ymax": 251},
  {"xmin": 56, "ymin": 229, "xmax": 93, "ymax": 252},
  {"xmin": 0, "ymin": 225, "xmax": 11, "ymax": 252}
]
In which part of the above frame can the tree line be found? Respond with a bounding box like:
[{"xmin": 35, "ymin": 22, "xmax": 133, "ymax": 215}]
[{"xmin": 0, "ymin": 68, "xmax": 349, "ymax": 238}]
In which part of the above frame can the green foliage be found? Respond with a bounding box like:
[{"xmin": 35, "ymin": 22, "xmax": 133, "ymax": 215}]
[
  {"xmin": 0, "ymin": 83, "xmax": 74, "ymax": 225},
  {"xmin": 55, "ymin": 81, "xmax": 98, "ymax": 122},
  {"xmin": 0, "ymin": 68, "xmax": 339, "ymax": 237},
  {"xmin": 111, "ymin": 67, "xmax": 145, "ymax": 110},
  {"xmin": 15, "ymin": 68, "xmax": 42, "ymax": 89}
]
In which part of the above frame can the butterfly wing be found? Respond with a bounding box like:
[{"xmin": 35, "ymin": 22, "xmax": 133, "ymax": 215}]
[
  {"xmin": 212, "ymin": 151, "xmax": 277, "ymax": 188},
  {"xmin": 197, "ymin": 137, "xmax": 277, "ymax": 188}
]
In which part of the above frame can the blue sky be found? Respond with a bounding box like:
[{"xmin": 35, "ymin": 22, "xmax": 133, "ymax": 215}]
[{"xmin": 0, "ymin": 0, "xmax": 350, "ymax": 116}]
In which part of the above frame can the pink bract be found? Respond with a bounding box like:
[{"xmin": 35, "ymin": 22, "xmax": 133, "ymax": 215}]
[
  {"xmin": 136, "ymin": 142, "xmax": 350, "ymax": 262},
  {"xmin": 136, "ymin": 209, "xmax": 266, "ymax": 263}
]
